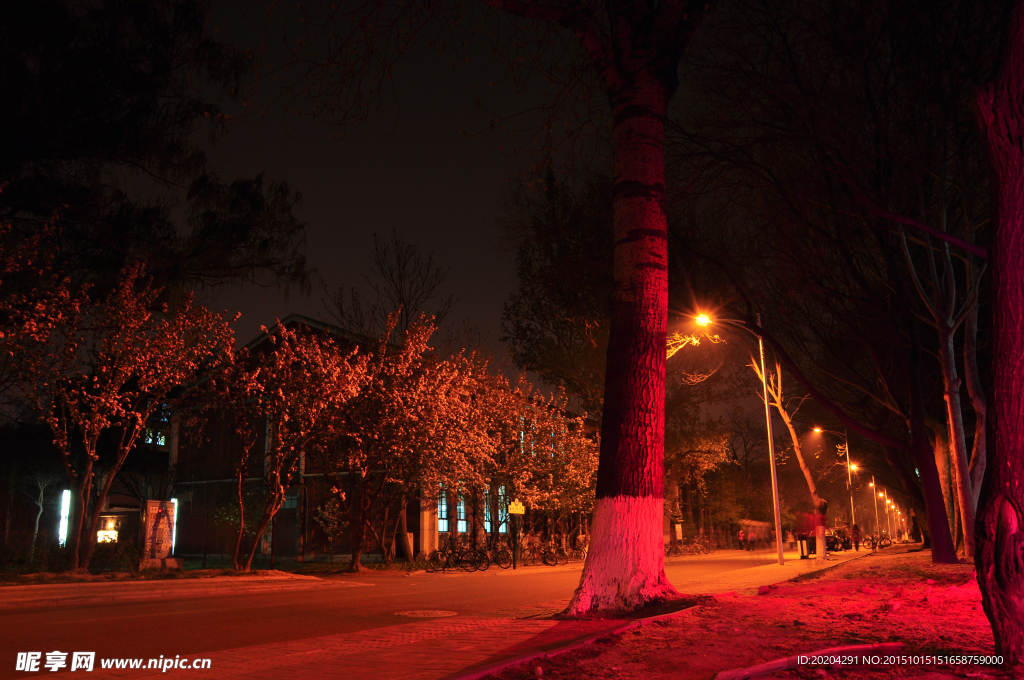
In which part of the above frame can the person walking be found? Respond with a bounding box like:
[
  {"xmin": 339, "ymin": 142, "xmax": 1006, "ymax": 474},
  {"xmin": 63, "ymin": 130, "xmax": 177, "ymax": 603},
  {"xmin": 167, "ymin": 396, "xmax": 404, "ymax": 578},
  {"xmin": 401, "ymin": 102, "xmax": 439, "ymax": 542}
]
[
  {"xmin": 851, "ymin": 524, "xmax": 861, "ymax": 551},
  {"xmin": 747, "ymin": 531, "xmax": 756, "ymax": 551},
  {"xmin": 738, "ymin": 528, "xmax": 745, "ymax": 550}
]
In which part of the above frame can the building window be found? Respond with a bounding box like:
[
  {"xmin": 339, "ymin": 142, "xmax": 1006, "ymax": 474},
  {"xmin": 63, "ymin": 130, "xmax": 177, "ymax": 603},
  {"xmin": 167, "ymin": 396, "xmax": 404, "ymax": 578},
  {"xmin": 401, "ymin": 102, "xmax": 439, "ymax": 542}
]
[
  {"xmin": 456, "ymin": 494, "xmax": 467, "ymax": 533},
  {"xmin": 484, "ymin": 486, "xmax": 509, "ymax": 534},
  {"xmin": 143, "ymin": 402, "xmax": 170, "ymax": 447},
  {"xmin": 438, "ymin": 488, "xmax": 449, "ymax": 533},
  {"xmin": 498, "ymin": 486, "xmax": 508, "ymax": 533},
  {"xmin": 283, "ymin": 489, "xmax": 299, "ymax": 510}
]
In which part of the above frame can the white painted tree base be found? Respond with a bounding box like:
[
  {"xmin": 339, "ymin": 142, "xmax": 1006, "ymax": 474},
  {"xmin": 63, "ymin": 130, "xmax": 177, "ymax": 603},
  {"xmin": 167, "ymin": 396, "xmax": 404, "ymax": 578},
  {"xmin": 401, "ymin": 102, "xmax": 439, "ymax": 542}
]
[{"xmin": 567, "ymin": 496, "xmax": 677, "ymax": 615}]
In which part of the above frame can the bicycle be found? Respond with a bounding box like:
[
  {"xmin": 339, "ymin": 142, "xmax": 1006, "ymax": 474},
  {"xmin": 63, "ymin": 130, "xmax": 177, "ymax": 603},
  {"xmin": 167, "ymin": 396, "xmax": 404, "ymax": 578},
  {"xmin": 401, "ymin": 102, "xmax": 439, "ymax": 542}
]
[
  {"xmin": 485, "ymin": 535, "xmax": 514, "ymax": 569},
  {"xmin": 428, "ymin": 535, "xmax": 489, "ymax": 572},
  {"xmin": 865, "ymin": 534, "xmax": 892, "ymax": 550}
]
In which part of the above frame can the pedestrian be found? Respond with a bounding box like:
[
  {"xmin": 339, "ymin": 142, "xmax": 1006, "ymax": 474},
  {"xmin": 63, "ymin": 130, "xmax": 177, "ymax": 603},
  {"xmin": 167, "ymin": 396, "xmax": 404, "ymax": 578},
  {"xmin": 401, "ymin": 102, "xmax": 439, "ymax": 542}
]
[
  {"xmin": 738, "ymin": 528, "xmax": 745, "ymax": 550},
  {"xmin": 851, "ymin": 524, "xmax": 861, "ymax": 551},
  {"xmin": 747, "ymin": 531, "xmax": 756, "ymax": 551}
]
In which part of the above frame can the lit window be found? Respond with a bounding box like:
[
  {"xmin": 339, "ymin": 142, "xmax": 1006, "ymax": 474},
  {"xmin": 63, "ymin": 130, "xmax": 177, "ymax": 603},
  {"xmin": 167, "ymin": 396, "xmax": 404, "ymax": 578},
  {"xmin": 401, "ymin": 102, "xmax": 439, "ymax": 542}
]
[
  {"xmin": 484, "ymin": 490, "xmax": 492, "ymax": 533},
  {"xmin": 498, "ymin": 485, "xmax": 508, "ymax": 534},
  {"xmin": 96, "ymin": 530, "xmax": 118, "ymax": 543},
  {"xmin": 143, "ymin": 429, "xmax": 167, "ymax": 446},
  {"xmin": 457, "ymin": 494, "xmax": 467, "ymax": 533},
  {"xmin": 438, "ymin": 488, "xmax": 449, "ymax": 533}
]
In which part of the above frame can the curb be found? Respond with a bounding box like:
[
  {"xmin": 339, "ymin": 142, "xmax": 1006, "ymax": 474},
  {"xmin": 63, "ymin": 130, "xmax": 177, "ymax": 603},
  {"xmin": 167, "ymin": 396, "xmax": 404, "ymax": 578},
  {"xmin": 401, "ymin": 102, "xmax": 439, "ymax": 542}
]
[
  {"xmin": 441, "ymin": 605, "xmax": 700, "ymax": 680},
  {"xmin": 0, "ymin": 579, "xmax": 343, "ymax": 610}
]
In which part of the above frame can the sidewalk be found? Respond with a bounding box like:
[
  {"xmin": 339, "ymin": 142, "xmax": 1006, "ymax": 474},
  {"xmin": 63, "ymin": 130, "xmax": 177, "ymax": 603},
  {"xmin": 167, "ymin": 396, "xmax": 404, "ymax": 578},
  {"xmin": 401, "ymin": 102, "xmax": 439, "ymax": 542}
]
[
  {"xmin": 671, "ymin": 547, "xmax": 869, "ymax": 595},
  {"xmin": 100, "ymin": 548, "xmax": 872, "ymax": 679}
]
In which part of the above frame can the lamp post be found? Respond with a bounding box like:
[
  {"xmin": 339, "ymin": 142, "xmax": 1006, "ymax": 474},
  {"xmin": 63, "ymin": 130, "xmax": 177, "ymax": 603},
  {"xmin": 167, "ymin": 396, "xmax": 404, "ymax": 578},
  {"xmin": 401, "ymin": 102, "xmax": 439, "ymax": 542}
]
[
  {"xmin": 869, "ymin": 478, "xmax": 881, "ymax": 536},
  {"xmin": 695, "ymin": 313, "xmax": 784, "ymax": 566},
  {"xmin": 882, "ymin": 489, "xmax": 893, "ymax": 536},
  {"xmin": 813, "ymin": 428, "xmax": 856, "ymax": 527}
]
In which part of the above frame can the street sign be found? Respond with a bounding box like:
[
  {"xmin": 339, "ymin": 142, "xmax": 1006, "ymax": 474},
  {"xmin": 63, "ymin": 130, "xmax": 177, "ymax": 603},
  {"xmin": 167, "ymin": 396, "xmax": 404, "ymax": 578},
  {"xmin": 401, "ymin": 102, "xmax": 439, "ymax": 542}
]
[{"xmin": 508, "ymin": 499, "xmax": 525, "ymax": 515}]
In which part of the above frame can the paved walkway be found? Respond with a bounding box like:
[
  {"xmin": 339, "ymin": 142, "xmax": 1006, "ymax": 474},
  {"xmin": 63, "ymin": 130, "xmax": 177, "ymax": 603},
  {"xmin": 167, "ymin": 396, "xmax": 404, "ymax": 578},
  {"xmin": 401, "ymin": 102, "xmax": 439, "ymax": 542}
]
[{"xmin": 669, "ymin": 547, "xmax": 868, "ymax": 595}]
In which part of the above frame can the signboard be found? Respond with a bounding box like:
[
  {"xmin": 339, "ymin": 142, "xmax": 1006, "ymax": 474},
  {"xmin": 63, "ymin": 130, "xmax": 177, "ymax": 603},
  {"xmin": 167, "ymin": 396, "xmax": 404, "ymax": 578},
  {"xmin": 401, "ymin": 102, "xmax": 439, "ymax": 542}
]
[
  {"xmin": 142, "ymin": 500, "xmax": 176, "ymax": 560},
  {"xmin": 508, "ymin": 500, "xmax": 525, "ymax": 515}
]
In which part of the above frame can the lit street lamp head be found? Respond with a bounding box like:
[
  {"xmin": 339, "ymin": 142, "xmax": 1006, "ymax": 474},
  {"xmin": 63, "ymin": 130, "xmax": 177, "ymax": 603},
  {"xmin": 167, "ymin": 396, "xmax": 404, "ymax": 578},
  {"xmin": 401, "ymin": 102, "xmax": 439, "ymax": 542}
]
[
  {"xmin": 695, "ymin": 313, "xmax": 712, "ymax": 327},
  {"xmin": 813, "ymin": 427, "xmax": 822, "ymax": 433}
]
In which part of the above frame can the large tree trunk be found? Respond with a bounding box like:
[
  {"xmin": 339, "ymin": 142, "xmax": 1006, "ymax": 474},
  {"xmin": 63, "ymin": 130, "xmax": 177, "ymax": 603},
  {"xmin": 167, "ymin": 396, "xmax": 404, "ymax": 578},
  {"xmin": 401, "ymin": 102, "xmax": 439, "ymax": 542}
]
[
  {"xmin": 67, "ymin": 459, "xmax": 95, "ymax": 572},
  {"xmin": 80, "ymin": 442, "xmax": 136, "ymax": 570},
  {"xmin": 964, "ymin": 297, "xmax": 988, "ymax": 510},
  {"xmin": 927, "ymin": 418, "xmax": 956, "ymax": 540},
  {"xmin": 907, "ymin": 323, "xmax": 959, "ymax": 563},
  {"xmin": 974, "ymin": 3, "xmax": 1024, "ymax": 665},
  {"xmin": 937, "ymin": 328, "xmax": 977, "ymax": 556},
  {"xmin": 567, "ymin": 71, "xmax": 677, "ymax": 615}
]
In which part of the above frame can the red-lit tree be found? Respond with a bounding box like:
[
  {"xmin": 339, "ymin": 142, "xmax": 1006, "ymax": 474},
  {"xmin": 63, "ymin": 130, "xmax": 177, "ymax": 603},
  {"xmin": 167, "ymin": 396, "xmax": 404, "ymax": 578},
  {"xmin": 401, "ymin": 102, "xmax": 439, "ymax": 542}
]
[
  {"xmin": 317, "ymin": 317, "xmax": 488, "ymax": 571},
  {"xmin": 276, "ymin": 0, "xmax": 714, "ymax": 612},
  {"xmin": 16, "ymin": 265, "xmax": 234, "ymax": 571},
  {"xmin": 974, "ymin": 0, "xmax": 1024, "ymax": 665},
  {"xmin": 218, "ymin": 323, "xmax": 367, "ymax": 571}
]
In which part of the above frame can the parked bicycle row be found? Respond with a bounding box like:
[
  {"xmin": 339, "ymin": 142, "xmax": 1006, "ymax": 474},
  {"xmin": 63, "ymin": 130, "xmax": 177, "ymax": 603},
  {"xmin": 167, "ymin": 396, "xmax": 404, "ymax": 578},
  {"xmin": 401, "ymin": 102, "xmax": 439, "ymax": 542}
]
[
  {"xmin": 664, "ymin": 536, "xmax": 718, "ymax": 557},
  {"xmin": 426, "ymin": 537, "xmax": 589, "ymax": 572}
]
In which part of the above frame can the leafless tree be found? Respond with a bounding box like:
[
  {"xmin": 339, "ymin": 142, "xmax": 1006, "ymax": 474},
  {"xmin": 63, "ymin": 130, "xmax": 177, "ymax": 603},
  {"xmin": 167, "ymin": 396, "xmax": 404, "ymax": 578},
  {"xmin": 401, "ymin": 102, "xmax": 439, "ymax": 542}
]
[
  {"xmin": 322, "ymin": 231, "xmax": 455, "ymax": 344},
  {"xmin": 22, "ymin": 467, "xmax": 64, "ymax": 564}
]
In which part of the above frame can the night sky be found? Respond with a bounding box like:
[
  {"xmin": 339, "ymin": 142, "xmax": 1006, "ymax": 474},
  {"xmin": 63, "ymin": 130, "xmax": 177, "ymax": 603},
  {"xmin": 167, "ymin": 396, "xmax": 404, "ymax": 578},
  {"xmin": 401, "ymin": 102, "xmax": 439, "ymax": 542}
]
[{"xmin": 199, "ymin": 6, "xmax": 539, "ymax": 352}]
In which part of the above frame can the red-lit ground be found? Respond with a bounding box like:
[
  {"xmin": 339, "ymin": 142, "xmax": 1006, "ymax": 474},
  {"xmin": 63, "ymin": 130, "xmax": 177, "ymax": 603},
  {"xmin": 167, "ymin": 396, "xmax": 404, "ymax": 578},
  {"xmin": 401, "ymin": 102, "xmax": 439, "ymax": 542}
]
[{"xmin": 484, "ymin": 553, "xmax": 1001, "ymax": 679}]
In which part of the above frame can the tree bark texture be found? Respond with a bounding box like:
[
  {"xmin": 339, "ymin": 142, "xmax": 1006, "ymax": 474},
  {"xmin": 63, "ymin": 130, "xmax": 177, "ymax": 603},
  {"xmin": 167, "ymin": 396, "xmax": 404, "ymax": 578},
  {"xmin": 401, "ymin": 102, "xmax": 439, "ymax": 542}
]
[
  {"xmin": 928, "ymin": 420, "xmax": 956, "ymax": 541},
  {"xmin": 975, "ymin": 2, "xmax": 1024, "ymax": 664},
  {"xmin": 938, "ymin": 328, "xmax": 977, "ymax": 556},
  {"xmin": 907, "ymin": 328, "xmax": 960, "ymax": 563},
  {"xmin": 568, "ymin": 72, "xmax": 677, "ymax": 615}
]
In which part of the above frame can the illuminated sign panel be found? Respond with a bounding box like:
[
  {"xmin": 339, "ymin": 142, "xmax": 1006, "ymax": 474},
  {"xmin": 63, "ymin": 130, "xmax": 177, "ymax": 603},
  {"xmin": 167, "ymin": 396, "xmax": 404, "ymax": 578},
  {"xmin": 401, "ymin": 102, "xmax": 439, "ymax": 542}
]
[{"xmin": 58, "ymin": 490, "xmax": 71, "ymax": 546}]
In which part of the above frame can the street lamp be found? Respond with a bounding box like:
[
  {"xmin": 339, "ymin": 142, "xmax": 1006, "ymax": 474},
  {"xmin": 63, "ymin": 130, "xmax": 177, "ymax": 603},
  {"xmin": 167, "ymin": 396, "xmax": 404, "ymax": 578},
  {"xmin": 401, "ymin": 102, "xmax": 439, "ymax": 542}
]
[
  {"xmin": 813, "ymin": 428, "xmax": 856, "ymax": 527},
  {"xmin": 695, "ymin": 312, "xmax": 785, "ymax": 566}
]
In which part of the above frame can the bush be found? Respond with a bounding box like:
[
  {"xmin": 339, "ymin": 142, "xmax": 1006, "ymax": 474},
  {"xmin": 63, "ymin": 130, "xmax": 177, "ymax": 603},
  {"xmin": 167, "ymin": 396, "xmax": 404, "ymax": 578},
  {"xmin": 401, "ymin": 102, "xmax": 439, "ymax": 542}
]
[
  {"xmin": 89, "ymin": 540, "xmax": 141, "ymax": 574},
  {"xmin": 0, "ymin": 529, "xmax": 72, "ymax": 574}
]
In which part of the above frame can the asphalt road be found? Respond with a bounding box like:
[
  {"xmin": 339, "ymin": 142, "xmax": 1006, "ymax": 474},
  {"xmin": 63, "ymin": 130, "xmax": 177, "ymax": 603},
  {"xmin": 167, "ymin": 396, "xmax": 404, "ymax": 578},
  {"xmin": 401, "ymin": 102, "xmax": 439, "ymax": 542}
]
[{"xmin": 0, "ymin": 550, "xmax": 778, "ymax": 676}]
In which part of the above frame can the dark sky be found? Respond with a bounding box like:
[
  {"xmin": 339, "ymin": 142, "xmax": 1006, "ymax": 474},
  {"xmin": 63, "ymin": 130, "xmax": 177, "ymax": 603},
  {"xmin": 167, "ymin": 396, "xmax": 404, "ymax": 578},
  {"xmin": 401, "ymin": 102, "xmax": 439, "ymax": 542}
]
[{"xmin": 197, "ymin": 7, "xmax": 538, "ymax": 353}]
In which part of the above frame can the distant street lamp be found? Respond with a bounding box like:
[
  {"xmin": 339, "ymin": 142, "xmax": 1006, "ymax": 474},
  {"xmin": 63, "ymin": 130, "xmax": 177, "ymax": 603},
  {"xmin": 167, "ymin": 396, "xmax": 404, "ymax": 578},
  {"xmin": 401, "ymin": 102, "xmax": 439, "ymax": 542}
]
[
  {"xmin": 882, "ymin": 490, "xmax": 894, "ymax": 536},
  {"xmin": 813, "ymin": 428, "xmax": 856, "ymax": 527},
  {"xmin": 695, "ymin": 312, "xmax": 784, "ymax": 566}
]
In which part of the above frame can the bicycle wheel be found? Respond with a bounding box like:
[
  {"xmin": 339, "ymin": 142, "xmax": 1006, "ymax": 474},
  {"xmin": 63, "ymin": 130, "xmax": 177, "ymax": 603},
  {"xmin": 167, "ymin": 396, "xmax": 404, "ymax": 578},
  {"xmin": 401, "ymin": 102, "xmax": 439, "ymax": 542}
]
[
  {"xmin": 556, "ymin": 548, "xmax": 570, "ymax": 565},
  {"xmin": 429, "ymin": 551, "xmax": 446, "ymax": 572},
  {"xmin": 496, "ymin": 549, "xmax": 513, "ymax": 569},
  {"xmin": 542, "ymin": 550, "xmax": 559, "ymax": 567},
  {"xmin": 459, "ymin": 550, "xmax": 480, "ymax": 572},
  {"xmin": 879, "ymin": 537, "xmax": 892, "ymax": 548},
  {"xmin": 475, "ymin": 550, "xmax": 490, "ymax": 571}
]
